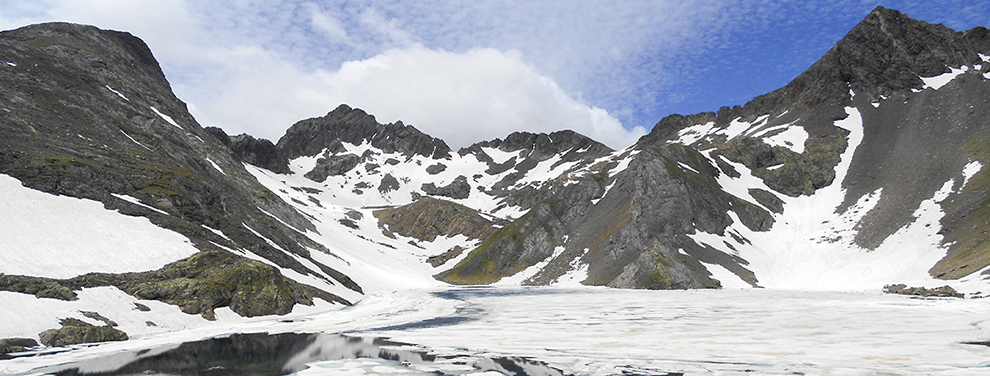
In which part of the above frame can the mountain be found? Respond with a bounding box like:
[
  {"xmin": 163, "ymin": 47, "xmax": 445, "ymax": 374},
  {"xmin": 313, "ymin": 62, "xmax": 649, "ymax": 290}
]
[
  {"xmin": 1, "ymin": 6, "xmax": 989, "ymax": 348},
  {"xmin": 437, "ymin": 6, "xmax": 990, "ymax": 290}
]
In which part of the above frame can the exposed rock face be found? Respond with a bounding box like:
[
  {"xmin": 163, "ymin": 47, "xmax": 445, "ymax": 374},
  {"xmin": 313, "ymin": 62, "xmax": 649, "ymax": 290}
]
[
  {"xmin": 379, "ymin": 173, "xmax": 400, "ymax": 193},
  {"xmin": 39, "ymin": 318, "xmax": 128, "ymax": 347},
  {"xmin": 462, "ymin": 130, "xmax": 613, "ymax": 186},
  {"xmin": 745, "ymin": 6, "xmax": 989, "ymax": 116},
  {"xmin": 0, "ymin": 22, "xmax": 358, "ymax": 318},
  {"xmin": 426, "ymin": 163, "xmax": 447, "ymax": 175}
]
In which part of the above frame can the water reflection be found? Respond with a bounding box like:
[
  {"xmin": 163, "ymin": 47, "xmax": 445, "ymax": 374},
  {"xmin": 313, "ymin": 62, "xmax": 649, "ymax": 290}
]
[{"xmin": 35, "ymin": 332, "xmax": 564, "ymax": 376}]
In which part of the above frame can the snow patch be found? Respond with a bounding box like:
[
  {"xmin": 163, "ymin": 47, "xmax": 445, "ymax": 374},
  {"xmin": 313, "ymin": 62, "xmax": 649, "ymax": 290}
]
[
  {"xmin": 496, "ymin": 246, "xmax": 566, "ymax": 286},
  {"xmin": 1, "ymin": 174, "xmax": 198, "ymax": 279},
  {"xmin": 203, "ymin": 225, "xmax": 232, "ymax": 243},
  {"xmin": 554, "ymin": 249, "xmax": 590, "ymax": 286},
  {"xmin": 105, "ymin": 85, "xmax": 129, "ymax": 101},
  {"xmin": 701, "ymin": 262, "xmax": 752, "ymax": 289},
  {"xmin": 206, "ymin": 158, "xmax": 225, "ymax": 175},
  {"xmin": 674, "ymin": 122, "xmax": 716, "ymax": 145},
  {"xmin": 921, "ymin": 66, "xmax": 968, "ymax": 90},
  {"xmin": 481, "ymin": 147, "xmax": 522, "ymax": 165},
  {"xmin": 149, "ymin": 106, "xmax": 181, "ymax": 129},
  {"xmin": 677, "ymin": 162, "xmax": 699, "ymax": 174},
  {"xmin": 762, "ymin": 126, "xmax": 807, "ymax": 154},
  {"xmin": 111, "ymin": 193, "xmax": 170, "ymax": 216},
  {"xmin": 961, "ymin": 160, "xmax": 983, "ymax": 189},
  {"xmin": 119, "ymin": 130, "xmax": 150, "ymax": 150}
]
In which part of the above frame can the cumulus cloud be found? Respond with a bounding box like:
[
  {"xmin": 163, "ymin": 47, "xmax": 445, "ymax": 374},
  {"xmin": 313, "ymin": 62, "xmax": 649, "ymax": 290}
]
[
  {"xmin": 307, "ymin": 45, "xmax": 645, "ymax": 149},
  {"xmin": 182, "ymin": 43, "xmax": 643, "ymax": 149}
]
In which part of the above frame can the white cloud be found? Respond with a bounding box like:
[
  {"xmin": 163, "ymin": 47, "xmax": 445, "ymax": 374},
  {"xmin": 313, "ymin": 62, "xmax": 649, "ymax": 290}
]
[
  {"xmin": 307, "ymin": 45, "xmax": 645, "ymax": 149},
  {"xmin": 183, "ymin": 43, "xmax": 643, "ymax": 149}
]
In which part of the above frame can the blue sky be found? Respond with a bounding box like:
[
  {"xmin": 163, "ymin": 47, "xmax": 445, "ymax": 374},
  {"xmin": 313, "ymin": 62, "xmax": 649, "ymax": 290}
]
[{"xmin": 1, "ymin": 1, "xmax": 988, "ymax": 148}]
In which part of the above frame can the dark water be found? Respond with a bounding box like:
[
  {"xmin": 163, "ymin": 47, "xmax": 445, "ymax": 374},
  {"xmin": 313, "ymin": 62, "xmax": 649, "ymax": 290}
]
[{"xmin": 33, "ymin": 332, "xmax": 564, "ymax": 376}]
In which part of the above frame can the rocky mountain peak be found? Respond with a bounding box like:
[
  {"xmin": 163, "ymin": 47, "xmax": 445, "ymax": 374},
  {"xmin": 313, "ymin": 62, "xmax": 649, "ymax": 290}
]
[
  {"xmin": 462, "ymin": 129, "xmax": 613, "ymax": 162},
  {"xmin": 275, "ymin": 104, "xmax": 451, "ymax": 162},
  {"xmin": 738, "ymin": 6, "xmax": 990, "ymax": 117},
  {"xmin": 3, "ymin": 22, "xmax": 174, "ymax": 102}
]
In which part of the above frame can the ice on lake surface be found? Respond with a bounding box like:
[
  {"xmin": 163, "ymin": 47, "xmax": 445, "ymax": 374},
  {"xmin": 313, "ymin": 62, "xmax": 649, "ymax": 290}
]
[{"xmin": 6, "ymin": 288, "xmax": 990, "ymax": 375}]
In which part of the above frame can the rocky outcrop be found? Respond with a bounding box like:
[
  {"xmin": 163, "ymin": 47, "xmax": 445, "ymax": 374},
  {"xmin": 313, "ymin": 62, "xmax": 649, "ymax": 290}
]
[
  {"xmin": 883, "ymin": 284, "xmax": 964, "ymax": 298},
  {"xmin": 305, "ymin": 153, "xmax": 361, "ymax": 181},
  {"xmin": 374, "ymin": 197, "xmax": 502, "ymax": 242},
  {"xmin": 0, "ymin": 251, "xmax": 350, "ymax": 320},
  {"xmin": 629, "ymin": 7, "xmax": 990, "ymax": 284},
  {"xmin": 422, "ymin": 175, "xmax": 471, "ymax": 199},
  {"xmin": 0, "ymin": 338, "xmax": 37, "ymax": 358},
  {"xmin": 462, "ymin": 130, "xmax": 613, "ymax": 182},
  {"xmin": 39, "ymin": 318, "xmax": 128, "ymax": 347},
  {"xmin": 745, "ymin": 6, "xmax": 990, "ymax": 117}
]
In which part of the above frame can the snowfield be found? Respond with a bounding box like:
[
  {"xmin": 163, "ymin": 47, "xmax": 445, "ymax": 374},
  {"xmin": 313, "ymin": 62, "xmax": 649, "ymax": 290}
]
[{"xmin": 0, "ymin": 174, "xmax": 199, "ymax": 278}]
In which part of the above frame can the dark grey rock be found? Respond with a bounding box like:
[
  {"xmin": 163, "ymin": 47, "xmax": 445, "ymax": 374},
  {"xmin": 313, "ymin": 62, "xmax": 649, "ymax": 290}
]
[
  {"xmin": 422, "ymin": 175, "xmax": 471, "ymax": 199},
  {"xmin": 39, "ymin": 318, "xmax": 128, "ymax": 347},
  {"xmin": 304, "ymin": 154, "xmax": 360, "ymax": 182},
  {"xmin": 426, "ymin": 163, "xmax": 447, "ymax": 175},
  {"xmin": 379, "ymin": 173, "xmax": 400, "ymax": 193},
  {"xmin": 749, "ymin": 188, "xmax": 784, "ymax": 214}
]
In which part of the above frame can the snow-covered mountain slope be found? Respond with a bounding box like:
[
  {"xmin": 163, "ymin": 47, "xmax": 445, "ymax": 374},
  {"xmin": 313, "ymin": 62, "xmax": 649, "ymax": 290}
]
[
  {"xmin": 212, "ymin": 104, "xmax": 633, "ymax": 292},
  {"xmin": 430, "ymin": 7, "xmax": 990, "ymax": 293},
  {"xmin": 0, "ymin": 23, "xmax": 358, "ymax": 344}
]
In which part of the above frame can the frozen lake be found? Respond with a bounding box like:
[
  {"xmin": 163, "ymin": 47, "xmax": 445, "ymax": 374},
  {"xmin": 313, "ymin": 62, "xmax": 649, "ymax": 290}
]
[{"xmin": 7, "ymin": 288, "xmax": 990, "ymax": 375}]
